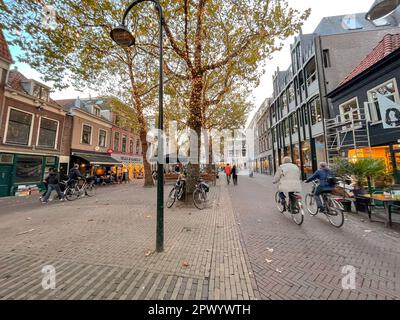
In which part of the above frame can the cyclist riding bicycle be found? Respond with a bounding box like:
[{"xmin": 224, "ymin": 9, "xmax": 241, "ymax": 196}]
[
  {"xmin": 68, "ymin": 163, "xmax": 84, "ymax": 187},
  {"xmin": 305, "ymin": 162, "xmax": 336, "ymax": 212},
  {"xmin": 273, "ymin": 156, "xmax": 302, "ymax": 211}
]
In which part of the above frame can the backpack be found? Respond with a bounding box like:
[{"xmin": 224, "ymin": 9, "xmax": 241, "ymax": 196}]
[{"xmin": 326, "ymin": 171, "xmax": 337, "ymax": 187}]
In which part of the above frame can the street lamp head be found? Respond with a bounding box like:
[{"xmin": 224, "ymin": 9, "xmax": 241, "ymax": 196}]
[
  {"xmin": 366, "ymin": 0, "xmax": 400, "ymax": 21},
  {"xmin": 110, "ymin": 25, "xmax": 135, "ymax": 47}
]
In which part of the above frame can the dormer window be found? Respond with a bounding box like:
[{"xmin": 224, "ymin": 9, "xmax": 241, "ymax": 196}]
[
  {"xmin": 32, "ymin": 83, "xmax": 50, "ymax": 102},
  {"xmin": 373, "ymin": 17, "xmax": 390, "ymax": 27},
  {"xmin": 342, "ymin": 16, "xmax": 363, "ymax": 30},
  {"xmin": 94, "ymin": 106, "xmax": 101, "ymax": 117}
]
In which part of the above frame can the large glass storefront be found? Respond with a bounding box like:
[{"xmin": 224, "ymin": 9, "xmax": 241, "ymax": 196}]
[
  {"xmin": 348, "ymin": 145, "xmax": 400, "ymax": 184},
  {"xmin": 315, "ymin": 135, "xmax": 326, "ymax": 165},
  {"xmin": 292, "ymin": 143, "xmax": 300, "ymax": 167},
  {"xmin": 301, "ymin": 141, "xmax": 313, "ymax": 178}
]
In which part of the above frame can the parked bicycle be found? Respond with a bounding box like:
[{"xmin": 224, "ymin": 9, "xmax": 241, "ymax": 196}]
[
  {"xmin": 166, "ymin": 173, "xmax": 186, "ymax": 208},
  {"xmin": 192, "ymin": 178, "xmax": 210, "ymax": 210},
  {"xmin": 166, "ymin": 174, "xmax": 210, "ymax": 210},
  {"xmin": 305, "ymin": 181, "xmax": 344, "ymax": 228},
  {"xmin": 275, "ymin": 191, "xmax": 304, "ymax": 225},
  {"xmin": 62, "ymin": 177, "xmax": 95, "ymax": 201}
]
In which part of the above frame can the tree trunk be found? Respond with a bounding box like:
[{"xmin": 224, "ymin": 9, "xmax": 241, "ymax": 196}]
[
  {"xmin": 186, "ymin": 75, "xmax": 203, "ymax": 194},
  {"xmin": 140, "ymin": 130, "xmax": 154, "ymax": 187}
]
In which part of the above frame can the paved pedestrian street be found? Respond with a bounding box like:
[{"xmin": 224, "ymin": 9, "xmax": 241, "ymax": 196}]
[{"xmin": 0, "ymin": 176, "xmax": 399, "ymax": 300}]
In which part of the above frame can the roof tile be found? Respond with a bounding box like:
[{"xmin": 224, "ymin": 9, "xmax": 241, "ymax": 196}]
[
  {"xmin": 0, "ymin": 27, "xmax": 12, "ymax": 63},
  {"xmin": 340, "ymin": 33, "xmax": 400, "ymax": 85}
]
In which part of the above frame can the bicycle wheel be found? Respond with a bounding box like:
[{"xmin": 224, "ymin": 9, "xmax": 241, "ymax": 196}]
[
  {"xmin": 305, "ymin": 194, "xmax": 318, "ymax": 216},
  {"xmin": 291, "ymin": 200, "xmax": 304, "ymax": 225},
  {"xmin": 85, "ymin": 183, "xmax": 95, "ymax": 197},
  {"xmin": 166, "ymin": 188, "xmax": 177, "ymax": 208},
  {"xmin": 326, "ymin": 199, "xmax": 344, "ymax": 228},
  {"xmin": 275, "ymin": 192, "xmax": 285, "ymax": 213},
  {"xmin": 193, "ymin": 188, "xmax": 207, "ymax": 210},
  {"xmin": 65, "ymin": 187, "xmax": 79, "ymax": 201}
]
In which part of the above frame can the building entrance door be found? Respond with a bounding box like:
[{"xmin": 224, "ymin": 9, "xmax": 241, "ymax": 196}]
[{"xmin": 0, "ymin": 166, "xmax": 13, "ymax": 197}]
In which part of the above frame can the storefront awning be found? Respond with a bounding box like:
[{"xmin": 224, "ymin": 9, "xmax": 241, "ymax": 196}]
[{"xmin": 73, "ymin": 153, "xmax": 122, "ymax": 165}]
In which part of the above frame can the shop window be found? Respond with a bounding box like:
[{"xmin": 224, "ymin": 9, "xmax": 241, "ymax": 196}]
[
  {"xmin": 81, "ymin": 124, "xmax": 92, "ymax": 144},
  {"xmin": 114, "ymin": 132, "xmax": 120, "ymax": 152},
  {"xmin": 6, "ymin": 109, "xmax": 33, "ymax": 145},
  {"xmin": 122, "ymin": 135, "xmax": 127, "ymax": 153},
  {"xmin": 38, "ymin": 118, "xmax": 58, "ymax": 149},
  {"xmin": 310, "ymin": 97, "xmax": 322, "ymax": 125},
  {"xmin": 315, "ymin": 135, "xmax": 326, "ymax": 164},
  {"xmin": 44, "ymin": 157, "xmax": 57, "ymax": 175},
  {"xmin": 15, "ymin": 155, "xmax": 43, "ymax": 183},
  {"xmin": 367, "ymin": 79, "xmax": 400, "ymax": 123},
  {"xmin": 99, "ymin": 129, "xmax": 107, "ymax": 147},
  {"xmin": 0, "ymin": 154, "xmax": 14, "ymax": 164},
  {"xmin": 301, "ymin": 141, "xmax": 313, "ymax": 177}
]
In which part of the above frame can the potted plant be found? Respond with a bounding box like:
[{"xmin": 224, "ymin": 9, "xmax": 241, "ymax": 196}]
[
  {"xmin": 331, "ymin": 157, "xmax": 354, "ymax": 212},
  {"xmin": 348, "ymin": 158, "xmax": 386, "ymax": 213}
]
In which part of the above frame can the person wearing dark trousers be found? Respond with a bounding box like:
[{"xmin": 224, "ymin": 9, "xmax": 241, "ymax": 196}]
[
  {"xmin": 224, "ymin": 164, "xmax": 232, "ymax": 185},
  {"xmin": 41, "ymin": 168, "xmax": 65, "ymax": 203},
  {"xmin": 232, "ymin": 165, "xmax": 238, "ymax": 186}
]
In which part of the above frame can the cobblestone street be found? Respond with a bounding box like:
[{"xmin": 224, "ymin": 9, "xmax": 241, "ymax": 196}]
[
  {"xmin": 228, "ymin": 174, "xmax": 400, "ymax": 300},
  {"xmin": 0, "ymin": 180, "xmax": 256, "ymax": 300},
  {"xmin": 0, "ymin": 176, "xmax": 399, "ymax": 300}
]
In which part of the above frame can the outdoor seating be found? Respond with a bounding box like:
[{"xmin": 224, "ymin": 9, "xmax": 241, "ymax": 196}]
[{"xmin": 355, "ymin": 191, "xmax": 386, "ymax": 223}]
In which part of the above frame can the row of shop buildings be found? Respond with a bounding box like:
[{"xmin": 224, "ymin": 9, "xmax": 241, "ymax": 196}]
[
  {"xmin": 0, "ymin": 29, "xmax": 143, "ymax": 197},
  {"xmin": 248, "ymin": 11, "xmax": 400, "ymax": 184}
]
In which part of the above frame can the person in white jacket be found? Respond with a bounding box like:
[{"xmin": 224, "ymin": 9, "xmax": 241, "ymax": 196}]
[{"xmin": 273, "ymin": 156, "xmax": 302, "ymax": 211}]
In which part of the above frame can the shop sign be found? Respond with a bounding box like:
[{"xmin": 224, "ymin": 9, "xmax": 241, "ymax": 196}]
[{"xmin": 377, "ymin": 93, "xmax": 400, "ymax": 129}]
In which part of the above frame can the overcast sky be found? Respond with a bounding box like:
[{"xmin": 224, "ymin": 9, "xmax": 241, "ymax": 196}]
[{"xmin": 9, "ymin": 0, "xmax": 373, "ymax": 121}]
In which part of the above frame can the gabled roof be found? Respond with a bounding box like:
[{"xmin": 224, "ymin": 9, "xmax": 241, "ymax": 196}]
[
  {"xmin": 0, "ymin": 27, "xmax": 12, "ymax": 63},
  {"xmin": 340, "ymin": 33, "xmax": 400, "ymax": 85},
  {"xmin": 7, "ymin": 69, "xmax": 29, "ymax": 93}
]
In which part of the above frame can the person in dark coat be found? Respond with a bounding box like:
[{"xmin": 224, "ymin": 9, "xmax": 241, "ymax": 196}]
[
  {"xmin": 232, "ymin": 165, "xmax": 238, "ymax": 186},
  {"xmin": 41, "ymin": 168, "xmax": 65, "ymax": 203}
]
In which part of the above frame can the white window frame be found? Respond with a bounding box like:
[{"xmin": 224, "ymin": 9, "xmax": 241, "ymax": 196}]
[
  {"xmin": 81, "ymin": 123, "xmax": 93, "ymax": 145},
  {"xmin": 3, "ymin": 107, "xmax": 34, "ymax": 146},
  {"xmin": 98, "ymin": 129, "xmax": 107, "ymax": 148},
  {"xmin": 367, "ymin": 78, "xmax": 400, "ymax": 124},
  {"xmin": 339, "ymin": 97, "xmax": 361, "ymax": 124},
  {"xmin": 122, "ymin": 134, "xmax": 127, "ymax": 153},
  {"xmin": 94, "ymin": 106, "xmax": 101, "ymax": 117},
  {"xmin": 36, "ymin": 116, "xmax": 60, "ymax": 149}
]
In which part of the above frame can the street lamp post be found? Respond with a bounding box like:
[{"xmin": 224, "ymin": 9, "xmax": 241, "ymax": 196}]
[
  {"xmin": 110, "ymin": 0, "xmax": 164, "ymax": 252},
  {"xmin": 366, "ymin": 0, "xmax": 400, "ymax": 20}
]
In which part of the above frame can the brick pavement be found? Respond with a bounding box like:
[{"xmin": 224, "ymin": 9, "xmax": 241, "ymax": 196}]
[
  {"xmin": 0, "ymin": 180, "xmax": 256, "ymax": 300},
  {"xmin": 228, "ymin": 174, "xmax": 400, "ymax": 300}
]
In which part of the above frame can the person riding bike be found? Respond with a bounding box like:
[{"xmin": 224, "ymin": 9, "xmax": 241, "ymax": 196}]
[
  {"xmin": 273, "ymin": 156, "xmax": 302, "ymax": 211},
  {"xmin": 305, "ymin": 162, "xmax": 336, "ymax": 212},
  {"xmin": 68, "ymin": 163, "xmax": 84, "ymax": 187}
]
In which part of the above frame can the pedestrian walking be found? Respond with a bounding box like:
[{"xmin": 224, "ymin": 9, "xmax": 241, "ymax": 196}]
[
  {"xmin": 232, "ymin": 165, "xmax": 238, "ymax": 186},
  {"xmin": 224, "ymin": 164, "xmax": 232, "ymax": 185},
  {"xmin": 123, "ymin": 167, "xmax": 129, "ymax": 184},
  {"xmin": 41, "ymin": 168, "xmax": 65, "ymax": 203}
]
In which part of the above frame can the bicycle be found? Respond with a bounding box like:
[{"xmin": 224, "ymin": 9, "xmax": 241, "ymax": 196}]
[
  {"xmin": 63, "ymin": 177, "xmax": 95, "ymax": 201},
  {"xmin": 192, "ymin": 179, "xmax": 210, "ymax": 210},
  {"xmin": 275, "ymin": 191, "xmax": 304, "ymax": 225},
  {"xmin": 166, "ymin": 174, "xmax": 186, "ymax": 208},
  {"xmin": 305, "ymin": 181, "xmax": 344, "ymax": 228}
]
